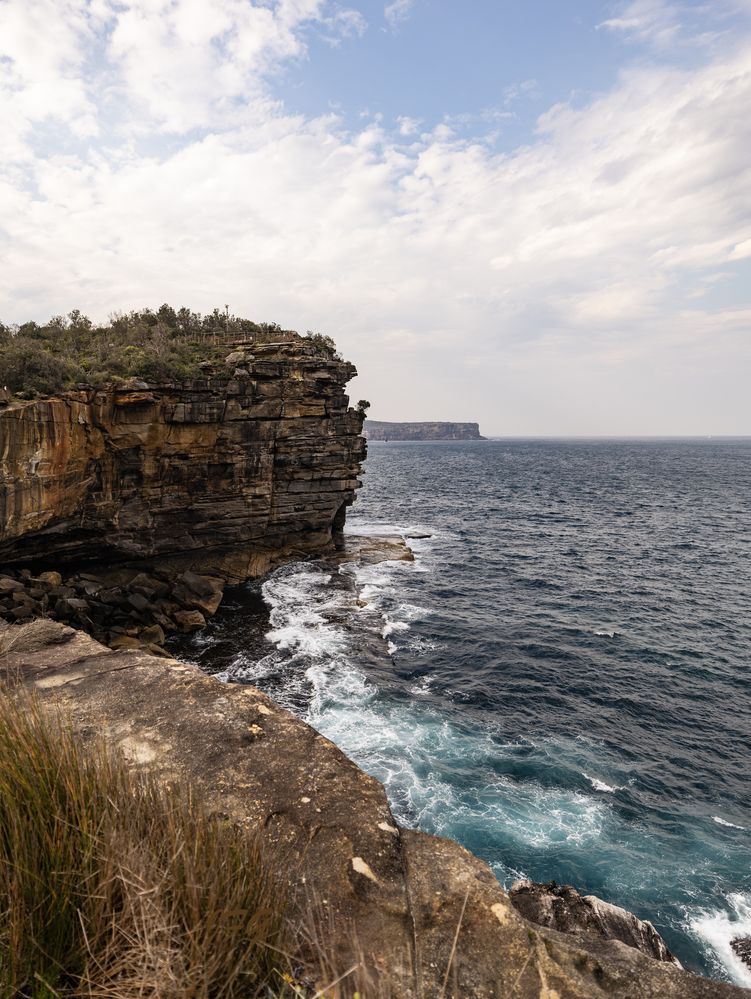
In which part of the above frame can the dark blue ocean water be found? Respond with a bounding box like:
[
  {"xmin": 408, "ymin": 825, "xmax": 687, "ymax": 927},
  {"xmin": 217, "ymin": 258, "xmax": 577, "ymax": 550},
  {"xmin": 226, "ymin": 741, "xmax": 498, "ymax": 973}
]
[{"xmin": 177, "ymin": 439, "xmax": 751, "ymax": 985}]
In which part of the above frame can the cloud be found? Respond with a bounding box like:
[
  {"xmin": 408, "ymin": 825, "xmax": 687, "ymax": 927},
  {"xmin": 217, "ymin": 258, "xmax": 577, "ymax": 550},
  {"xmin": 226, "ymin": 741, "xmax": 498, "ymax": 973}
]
[
  {"xmin": 599, "ymin": 0, "xmax": 683, "ymax": 45},
  {"xmin": 599, "ymin": 0, "xmax": 750, "ymax": 49},
  {"xmin": 384, "ymin": 0, "xmax": 415, "ymax": 30},
  {"xmin": 1, "ymin": 2, "xmax": 750, "ymax": 432}
]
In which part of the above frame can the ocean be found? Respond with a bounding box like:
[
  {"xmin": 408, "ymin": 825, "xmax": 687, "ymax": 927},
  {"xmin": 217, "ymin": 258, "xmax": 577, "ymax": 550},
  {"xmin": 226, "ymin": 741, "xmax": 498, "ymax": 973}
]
[{"xmin": 171, "ymin": 438, "xmax": 751, "ymax": 986}]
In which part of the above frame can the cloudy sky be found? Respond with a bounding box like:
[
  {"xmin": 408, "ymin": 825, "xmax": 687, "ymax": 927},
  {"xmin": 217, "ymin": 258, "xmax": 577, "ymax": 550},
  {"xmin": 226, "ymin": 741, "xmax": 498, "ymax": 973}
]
[{"xmin": 1, "ymin": 0, "xmax": 750, "ymax": 434}]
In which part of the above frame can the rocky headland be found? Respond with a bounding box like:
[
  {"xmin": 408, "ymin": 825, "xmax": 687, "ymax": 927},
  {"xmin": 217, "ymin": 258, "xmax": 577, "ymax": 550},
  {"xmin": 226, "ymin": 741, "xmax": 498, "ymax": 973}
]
[
  {"xmin": 0, "ymin": 336, "xmax": 365, "ymax": 650},
  {"xmin": 364, "ymin": 420, "xmax": 485, "ymax": 441}
]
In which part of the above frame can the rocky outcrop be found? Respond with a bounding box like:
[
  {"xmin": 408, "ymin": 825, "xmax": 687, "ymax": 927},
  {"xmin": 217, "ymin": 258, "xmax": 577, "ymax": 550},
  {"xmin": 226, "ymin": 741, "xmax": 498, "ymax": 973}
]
[
  {"xmin": 364, "ymin": 420, "xmax": 485, "ymax": 441},
  {"xmin": 509, "ymin": 879, "xmax": 680, "ymax": 966},
  {"xmin": 1, "ymin": 617, "xmax": 745, "ymax": 999},
  {"xmin": 0, "ymin": 339, "xmax": 365, "ymax": 569},
  {"xmin": 732, "ymin": 938, "xmax": 751, "ymax": 973}
]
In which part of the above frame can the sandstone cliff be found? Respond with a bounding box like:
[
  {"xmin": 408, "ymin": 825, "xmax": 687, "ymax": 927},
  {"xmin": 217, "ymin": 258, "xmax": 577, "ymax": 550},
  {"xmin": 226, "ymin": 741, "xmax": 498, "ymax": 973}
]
[
  {"xmin": 0, "ymin": 338, "xmax": 365, "ymax": 571},
  {"xmin": 364, "ymin": 420, "xmax": 485, "ymax": 441}
]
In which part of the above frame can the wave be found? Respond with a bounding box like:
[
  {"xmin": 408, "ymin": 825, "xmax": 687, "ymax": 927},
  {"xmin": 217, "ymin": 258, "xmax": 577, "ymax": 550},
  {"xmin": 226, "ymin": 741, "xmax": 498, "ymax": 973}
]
[
  {"xmin": 688, "ymin": 893, "xmax": 751, "ymax": 987},
  {"xmin": 582, "ymin": 772, "xmax": 622, "ymax": 793},
  {"xmin": 713, "ymin": 816, "xmax": 747, "ymax": 830}
]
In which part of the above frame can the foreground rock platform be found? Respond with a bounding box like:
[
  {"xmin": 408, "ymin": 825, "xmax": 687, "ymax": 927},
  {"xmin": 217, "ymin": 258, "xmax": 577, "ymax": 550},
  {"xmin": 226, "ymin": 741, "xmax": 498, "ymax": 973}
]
[{"xmin": 1, "ymin": 619, "xmax": 745, "ymax": 998}]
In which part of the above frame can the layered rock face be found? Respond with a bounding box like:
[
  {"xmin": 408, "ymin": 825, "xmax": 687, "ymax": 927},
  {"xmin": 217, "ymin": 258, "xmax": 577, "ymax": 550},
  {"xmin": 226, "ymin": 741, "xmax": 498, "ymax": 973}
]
[
  {"xmin": 0, "ymin": 340, "xmax": 365, "ymax": 570},
  {"xmin": 364, "ymin": 419, "xmax": 485, "ymax": 440}
]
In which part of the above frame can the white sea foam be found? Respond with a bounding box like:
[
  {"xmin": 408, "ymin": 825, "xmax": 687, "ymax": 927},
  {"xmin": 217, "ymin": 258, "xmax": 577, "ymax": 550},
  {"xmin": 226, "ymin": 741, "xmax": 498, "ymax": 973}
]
[
  {"xmin": 382, "ymin": 617, "xmax": 410, "ymax": 638},
  {"xmin": 582, "ymin": 772, "xmax": 622, "ymax": 793},
  {"xmin": 255, "ymin": 550, "xmax": 610, "ymax": 857},
  {"xmin": 262, "ymin": 567, "xmax": 348, "ymax": 657},
  {"xmin": 689, "ymin": 893, "xmax": 751, "ymax": 987},
  {"xmin": 713, "ymin": 816, "xmax": 746, "ymax": 830},
  {"xmin": 592, "ymin": 628, "xmax": 617, "ymax": 638}
]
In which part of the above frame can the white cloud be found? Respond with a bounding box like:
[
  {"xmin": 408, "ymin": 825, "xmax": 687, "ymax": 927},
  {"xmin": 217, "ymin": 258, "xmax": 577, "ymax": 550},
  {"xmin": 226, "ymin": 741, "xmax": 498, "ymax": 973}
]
[
  {"xmin": 1, "ymin": 2, "xmax": 750, "ymax": 432},
  {"xmin": 600, "ymin": 0, "xmax": 683, "ymax": 45},
  {"xmin": 384, "ymin": 0, "xmax": 414, "ymax": 30}
]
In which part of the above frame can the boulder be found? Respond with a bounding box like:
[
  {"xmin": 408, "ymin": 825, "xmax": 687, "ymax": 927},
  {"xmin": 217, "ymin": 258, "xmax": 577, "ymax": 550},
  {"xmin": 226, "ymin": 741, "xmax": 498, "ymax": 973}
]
[
  {"xmin": 173, "ymin": 609, "xmax": 206, "ymax": 631},
  {"xmin": 138, "ymin": 623, "xmax": 165, "ymax": 646},
  {"xmin": 731, "ymin": 936, "xmax": 751, "ymax": 971},
  {"xmin": 38, "ymin": 571, "xmax": 63, "ymax": 586},
  {"xmin": 108, "ymin": 635, "xmax": 144, "ymax": 651},
  {"xmin": 173, "ymin": 572, "xmax": 224, "ymax": 616},
  {"xmin": 127, "ymin": 592, "xmax": 151, "ymax": 613},
  {"xmin": 509, "ymin": 879, "xmax": 680, "ymax": 965}
]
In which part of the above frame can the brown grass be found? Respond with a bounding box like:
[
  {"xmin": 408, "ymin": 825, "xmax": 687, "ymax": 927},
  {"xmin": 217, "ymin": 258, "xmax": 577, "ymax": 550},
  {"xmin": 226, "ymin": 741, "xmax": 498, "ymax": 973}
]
[{"xmin": 0, "ymin": 689, "xmax": 286, "ymax": 998}]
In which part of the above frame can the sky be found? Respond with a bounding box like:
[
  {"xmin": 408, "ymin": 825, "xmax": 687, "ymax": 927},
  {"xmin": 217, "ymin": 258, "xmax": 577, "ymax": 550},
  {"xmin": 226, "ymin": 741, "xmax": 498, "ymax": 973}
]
[{"xmin": 1, "ymin": 0, "xmax": 750, "ymax": 435}]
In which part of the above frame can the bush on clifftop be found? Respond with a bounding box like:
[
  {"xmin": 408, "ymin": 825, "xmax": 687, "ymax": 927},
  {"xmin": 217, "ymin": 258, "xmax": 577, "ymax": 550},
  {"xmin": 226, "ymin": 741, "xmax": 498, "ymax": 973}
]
[{"xmin": 0, "ymin": 306, "xmax": 331, "ymax": 397}]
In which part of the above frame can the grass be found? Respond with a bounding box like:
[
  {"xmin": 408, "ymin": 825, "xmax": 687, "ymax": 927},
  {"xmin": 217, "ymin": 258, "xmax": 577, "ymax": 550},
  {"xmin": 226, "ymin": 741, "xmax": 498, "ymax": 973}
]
[{"xmin": 0, "ymin": 689, "xmax": 287, "ymax": 998}]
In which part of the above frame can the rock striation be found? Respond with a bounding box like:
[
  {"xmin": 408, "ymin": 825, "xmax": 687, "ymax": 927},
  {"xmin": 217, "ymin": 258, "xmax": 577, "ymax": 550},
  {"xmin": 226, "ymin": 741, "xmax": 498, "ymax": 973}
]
[
  {"xmin": 1, "ymin": 618, "xmax": 745, "ymax": 999},
  {"xmin": 364, "ymin": 420, "xmax": 485, "ymax": 441},
  {"xmin": 0, "ymin": 338, "xmax": 365, "ymax": 570}
]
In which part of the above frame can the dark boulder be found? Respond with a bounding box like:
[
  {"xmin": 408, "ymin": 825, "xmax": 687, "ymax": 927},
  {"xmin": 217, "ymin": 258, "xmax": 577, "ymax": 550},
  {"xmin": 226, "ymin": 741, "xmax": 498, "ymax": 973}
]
[{"xmin": 509, "ymin": 879, "xmax": 680, "ymax": 965}]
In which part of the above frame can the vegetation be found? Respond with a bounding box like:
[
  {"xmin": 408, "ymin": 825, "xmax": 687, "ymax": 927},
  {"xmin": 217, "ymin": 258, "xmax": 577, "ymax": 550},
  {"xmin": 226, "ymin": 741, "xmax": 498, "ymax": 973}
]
[
  {"xmin": 0, "ymin": 688, "xmax": 287, "ymax": 998},
  {"xmin": 0, "ymin": 306, "xmax": 334, "ymax": 398}
]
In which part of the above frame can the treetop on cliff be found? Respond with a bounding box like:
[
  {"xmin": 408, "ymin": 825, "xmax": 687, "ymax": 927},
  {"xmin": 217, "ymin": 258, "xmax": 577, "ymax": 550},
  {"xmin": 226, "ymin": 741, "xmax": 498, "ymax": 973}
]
[{"xmin": 0, "ymin": 306, "xmax": 334, "ymax": 397}]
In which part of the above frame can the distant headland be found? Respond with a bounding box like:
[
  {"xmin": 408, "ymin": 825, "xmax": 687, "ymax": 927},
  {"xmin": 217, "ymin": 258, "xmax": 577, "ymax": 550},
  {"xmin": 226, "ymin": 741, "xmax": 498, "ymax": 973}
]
[{"xmin": 364, "ymin": 420, "xmax": 486, "ymax": 441}]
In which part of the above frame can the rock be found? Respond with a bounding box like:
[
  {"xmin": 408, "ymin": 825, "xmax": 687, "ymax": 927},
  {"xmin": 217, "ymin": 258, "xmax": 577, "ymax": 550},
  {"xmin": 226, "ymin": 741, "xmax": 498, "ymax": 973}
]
[
  {"xmin": 173, "ymin": 609, "xmax": 206, "ymax": 631},
  {"xmin": 731, "ymin": 936, "xmax": 751, "ymax": 971},
  {"xmin": 0, "ymin": 577, "xmax": 23, "ymax": 594},
  {"xmin": 173, "ymin": 572, "xmax": 224, "ymax": 616},
  {"xmin": 2, "ymin": 619, "xmax": 744, "ymax": 999},
  {"xmin": 224, "ymin": 350, "xmax": 246, "ymax": 365},
  {"xmin": 38, "ymin": 571, "xmax": 63, "ymax": 586},
  {"xmin": 138, "ymin": 623, "xmax": 165, "ymax": 646},
  {"xmin": 0, "ymin": 339, "xmax": 366, "ymax": 570},
  {"xmin": 509, "ymin": 879, "xmax": 680, "ymax": 965},
  {"xmin": 10, "ymin": 605, "xmax": 33, "ymax": 619},
  {"xmin": 66, "ymin": 598, "xmax": 91, "ymax": 613},
  {"xmin": 127, "ymin": 592, "xmax": 151, "ymax": 613},
  {"xmin": 108, "ymin": 635, "xmax": 143, "ymax": 651}
]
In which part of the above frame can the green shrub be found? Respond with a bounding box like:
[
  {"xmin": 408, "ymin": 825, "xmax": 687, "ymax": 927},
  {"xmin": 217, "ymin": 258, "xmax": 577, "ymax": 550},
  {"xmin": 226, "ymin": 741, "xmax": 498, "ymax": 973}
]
[{"xmin": 0, "ymin": 306, "xmax": 335, "ymax": 397}]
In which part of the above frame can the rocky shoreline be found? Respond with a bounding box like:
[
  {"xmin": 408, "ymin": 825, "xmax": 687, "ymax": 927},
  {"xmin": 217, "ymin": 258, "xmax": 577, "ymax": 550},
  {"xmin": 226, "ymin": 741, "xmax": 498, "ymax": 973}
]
[{"xmin": 2, "ymin": 613, "xmax": 747, "ymax": 998}]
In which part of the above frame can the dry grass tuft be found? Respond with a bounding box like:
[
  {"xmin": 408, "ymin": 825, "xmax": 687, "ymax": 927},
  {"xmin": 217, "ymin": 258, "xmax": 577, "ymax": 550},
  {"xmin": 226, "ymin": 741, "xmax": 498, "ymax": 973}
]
[{"xmin": 0, "ymin": 689, "xmax": 286, "ymax": 998}]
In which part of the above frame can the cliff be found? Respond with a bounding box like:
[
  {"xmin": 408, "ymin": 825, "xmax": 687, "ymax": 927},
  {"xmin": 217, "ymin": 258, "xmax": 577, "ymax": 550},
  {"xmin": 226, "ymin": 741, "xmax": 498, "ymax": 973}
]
[
  {"xmin": 0, "ymin": 338, "xmax": 365, "ymax": 570},
  {"xmin": 364, "ymin": 420, "xmax": 485, "ymax": 441},
  {"xmin": 1, "ymin": 617, "xmax": 744, "ymax": 999}
]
